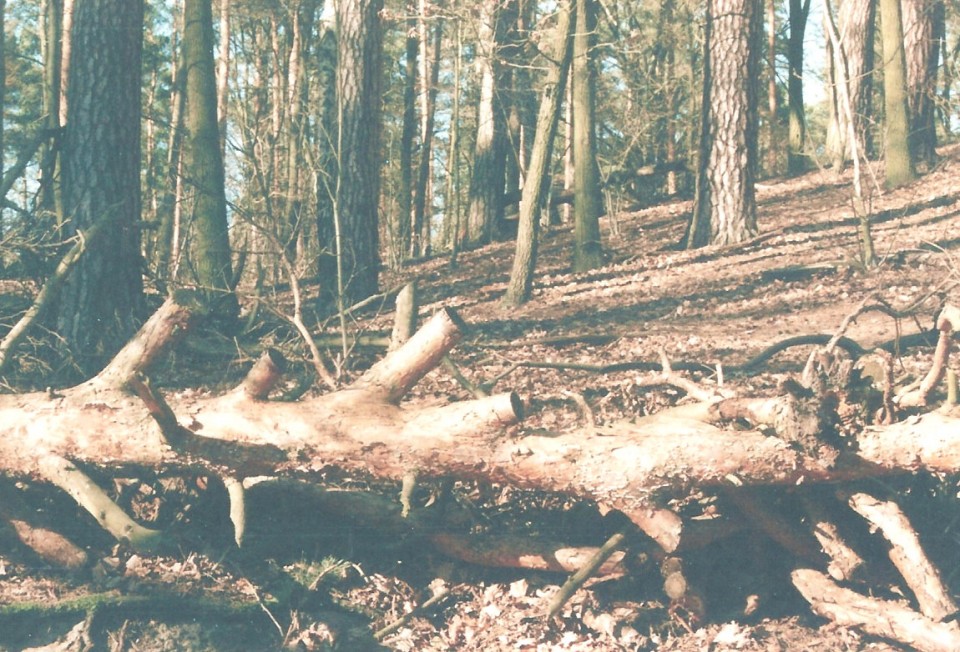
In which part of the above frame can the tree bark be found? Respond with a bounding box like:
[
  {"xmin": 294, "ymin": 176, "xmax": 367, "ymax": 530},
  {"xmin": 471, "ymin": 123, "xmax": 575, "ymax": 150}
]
[
  {"xmin": 465, "ymin": 0, "xmax": 513, "ymax": 247},
  {"xmin": 571, "ymin": 0, "xmax": 603, "ymax": 271},
  {"xmin": 333, "ymin": 0, "xmax": 384, "ymax": 304},
  {"xmin": 879, "ymin": 0, "xmax": 917, "ymax": 188},
  {"xmin": 57, "ymin": 0, "xmax": 145, "ymax": 376},
  {"xmin": 685, "ymin": 0, "xmax": 762, "ymax": 248},
  {"xmin": 787, "ymin": 0, "xmax": 811, "ymax": 175},
  {"xmin": 825, "ymin": 0, "xmax": 876, "ymax": 168},
  {"xmin": 503, "ymin": 0, "xmax": 574, "ymax": 306},
  {"xmin": 902, "ymin": 0, "xmax": 943, "ymax": 171},
  {"xmin": 183, "ymin": 0, "xmax": 239, "ymax": 321}
]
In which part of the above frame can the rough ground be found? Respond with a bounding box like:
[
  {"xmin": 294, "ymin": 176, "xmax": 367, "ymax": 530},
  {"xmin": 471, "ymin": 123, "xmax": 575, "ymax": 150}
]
[{"xmin": 2, "ymin": 147, "xmax": 960, "ymax": 650}]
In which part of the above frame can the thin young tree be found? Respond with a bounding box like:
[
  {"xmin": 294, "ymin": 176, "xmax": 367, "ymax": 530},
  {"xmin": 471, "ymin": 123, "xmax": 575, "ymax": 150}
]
[
  {"xmin": 56, "ymin": 0, "xmax": 145, "ymax": 375},
  {"xmin": 504, "ymin": 0, "xmax": 575, "ymax": 306},
  {"xmin": 412, "ymin": 3, "xmax": 442, "ymax": 258},
  {"xmin": 685, "ymin": 0, "xmax": 763, "ymax": 248},
  {"xmin": 571, "ymin": 0, "xmax": 603, "ymax": 271}
]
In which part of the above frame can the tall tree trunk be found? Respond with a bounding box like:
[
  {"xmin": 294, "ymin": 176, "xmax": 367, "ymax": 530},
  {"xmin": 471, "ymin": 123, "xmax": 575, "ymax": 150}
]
[
  {"xmin": 397, "ymin": 10, "xmax": 418, "ymax": 263},
  {"xmin": 0, "ymin": 0, "xmax": 5, "ymax": 259},
  {"xmin": 902, "ymin": 0, "xmax": 943, "ymax": 172},
  {"xmin": 765, "ymin": 0, "xmax": 778, "ymax": 176},
  {"xmin": 183, "ymin": 0, "xmax": 238, "ymax": 322},
  {"xmin": 40, "ymin": 0, "xmax": 63, "ymax": 220},
  {"xmin": 332, "ymin": 0, "xmax": 384, "ymax": 305},
  {"xmin": 685, "ymin": 0, "xmax": 762, "ymax": 249},
  {"xmin": 57, "ymin": 0, "xmax": 145, "ymax": 376},
  {"xmin": 825, "ymin": 0, "xmax": 876, "ymax": 169},
  {"xmin": 571, "ymin": 0, "xmax": 603, "ymax": 271},
  {"xmin": 156, "ymin": 3, "xmax": 184, "ymax": 286},
  {"xmin": 284, "ymin": 0, "xmax": 318, "ymax": 263},
  {"xmin": 58, "ymin": 0, "xmax": 74, "ymax": 127},
  {"xmin": 465, "ymin": 0, "xmax": 512, "ymax": 247},
  {"xmin": 315, "ymin": 23, "xmax": 339, "ymax": 313},
  {"xmin": 412, "ymin": 7, "xmax": 442, "ymax": 258},
  {"xmin": 879, "ymin": 0, "xmax": 917, "ymax": 188},
  {"xmin": 787, "ymin": 0, "xmax": 811, "ymax": 175},
  {"xmin": 216, "ymin": 0, "xmax": 230, "ymax": 153},
  {"xmin": 504, "ymin": 0, "xmax": 574, "ymax": 307},
  {"xmin": 445, "ymin": 20, "xmax": 463, "ymax": 258}
]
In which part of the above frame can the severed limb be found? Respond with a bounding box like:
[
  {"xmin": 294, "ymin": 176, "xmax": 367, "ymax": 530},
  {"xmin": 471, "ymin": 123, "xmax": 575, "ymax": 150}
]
[
  {"xmin": 36, "ymin": 454, "xmax": 163, "ymax": 552},
  {"xmin": 793, "ymin": 568, "xmax": 960, "ymax": 652},
  {"xmin": 896, "ymin": 304, "xmax": 960, "ymax": 408},
  {"xmin": 547, "ymin": 529, "xmax": 629, "ymax": 619},
  {"xmin": 239, "ymin": 348, "xmax": 287, "ymax": 399},
  {"xmin": 847, "ymin": 492, "xmax": 958, "ymax": 621},
  {"xmin": 799, "ymin": 492, "xmax": 864, "ymax": 582},
  {"xmin": 223, "ymin": 476, "xmax": 246, "ymax": 548}
]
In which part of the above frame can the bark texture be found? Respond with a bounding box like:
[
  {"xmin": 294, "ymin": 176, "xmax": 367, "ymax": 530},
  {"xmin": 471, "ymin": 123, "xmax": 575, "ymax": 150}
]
[
  {"xmin": 465, "ymin": 0, "xmax": 513, "ymax": 247},
  {"xmin": 879, "ymin": 0, "xmax": 917, "ymax": 188},
  {"xmin": 57, "ymin": 0, "xmax": 145, "ymax": 375},
  {"xmin": 571, "ymin": 0, "xmax": 604, "ymax": 271},
  {"xmin": 902, "ymin": 0, "xmax": 944, "ymax": 171},
  {"xmin": 825, "ymin": 0, "xmax": 876, "ymax": 167},
  {"xmin": 686, "ymin": 0, "xmax": 762, "ymax": 248},
  {"xmin": 183, "ymin": 0, "xmax": 238, "ymax": 320},
  {"xmin": 333, "ymin": 0, "xmax": 384, "ymax": 304}
]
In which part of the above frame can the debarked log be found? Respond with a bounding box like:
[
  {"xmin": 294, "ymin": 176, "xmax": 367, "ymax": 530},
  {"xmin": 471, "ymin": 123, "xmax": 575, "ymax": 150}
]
[{"xmin": 2, "ymin": 295, "xmax": 960, "ymax": 550}]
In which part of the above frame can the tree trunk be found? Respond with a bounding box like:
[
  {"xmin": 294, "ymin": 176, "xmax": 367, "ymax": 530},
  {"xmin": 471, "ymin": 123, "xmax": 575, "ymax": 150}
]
[
  {"xmin": 216, "ymin": 0, "xmax": 229, "ymax": 153},
  {"xmin": 902, "ymin": 0, "xmax": 943, "ymax": 172},
  {"xmin": 503, "ymin": 0, "xmax": 575, "ymax": 307},
  {"xmin": 685, "ymin": 0, "xmax": 762, "ymax": 248},
  {"xmin": 7, "ymin": 297, "xmax": 960, "ymax": 561},
  {"xmin": 824, "ymin": 0, "xmax": 876, "ymax": 169},
  {"xmin": 412, "ymin": 7, "xmax": 442, "ymax": 258},
  {"xmin": 333, "ymin": 0, "xmax": 384, "ymax": 305},
  {"xmin": 465, "ymin": 0, "xmax": 513, "ymax": 247},
  {"xmin": 765, "ymin": 0, "xmax": 778, "ymax": 176},
  {"xmin": 56, "ymin": 0, "xmax": 145, "ymax": 376},
  {"xmin": 787, "ymin": 0, "xmax": 811, "ymax": 175},
  {"xmin": 183, "ymin": 0, "xmax": 239, "ymax": 321},
  {"xmin": 571, "ymin": 0, "xmax": 603, "ymax": 271},
  {"xmin": 315, "ymin": 23, "xmax": 339, "ymax": 313},
  {"xmin": 398, "ymin": 10, "xmax": 418, "ymax": 262},
  {"xmin": 39, "ymin": 0, "xmax": 63, "ymax": 220},
  {"xmin": 879, "ymin": 0, "xmax": 917, "ymax": 188}
]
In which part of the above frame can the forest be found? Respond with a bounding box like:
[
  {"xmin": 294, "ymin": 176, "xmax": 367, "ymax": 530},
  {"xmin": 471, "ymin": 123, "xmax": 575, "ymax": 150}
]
[{"xmin": 1, "ymin": 0, "xmax": 960, "ymax": 649}]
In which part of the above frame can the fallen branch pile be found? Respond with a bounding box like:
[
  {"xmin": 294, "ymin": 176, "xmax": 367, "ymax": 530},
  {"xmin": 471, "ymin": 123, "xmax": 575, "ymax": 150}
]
[{"xmin": 2, "ymin": 293, "xmax": 960, "ymax": 650}]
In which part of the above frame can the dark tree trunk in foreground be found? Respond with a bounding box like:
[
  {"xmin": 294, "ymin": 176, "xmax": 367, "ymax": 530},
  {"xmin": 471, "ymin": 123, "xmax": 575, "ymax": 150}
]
[
  {"xmin": 183, "ymin": 0, "xmax": 238, "ymax": 321},
  {"xmin": 57, "ymin": 0, "xmax": 145, "ymax": 375},
  {"xmin": 333, "ymin": 0, "xmax": 384, "ymax": 304},
  {"xmin": 685, "ymin": 0, "xmax": 762, "ymax": 248},
  {"xmin": 902, "ymin": 0, "xmax": 944, "ymax": 172},
  {"xmin": 879, "ymin": 0, "xmax": 917, "ymax": 188},
  {"xmin": 571, "ymin": 0, "xmax": 603, "ymax": 271},
  {"xmin": 787, "ymin": 0, "xmax": 811, "ymax": 175}
]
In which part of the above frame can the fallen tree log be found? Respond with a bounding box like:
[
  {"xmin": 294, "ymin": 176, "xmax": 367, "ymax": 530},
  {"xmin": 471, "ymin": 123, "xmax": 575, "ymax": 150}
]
[{"xmin": 2, "ymin": 296, "xmax": 960, "ymax": 548}]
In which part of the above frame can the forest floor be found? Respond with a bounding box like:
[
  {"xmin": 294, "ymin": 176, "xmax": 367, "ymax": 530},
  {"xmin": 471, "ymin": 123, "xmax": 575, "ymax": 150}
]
[{"xmin": 2, "ymin": 147, "xmax": 960, "ymax": 651}]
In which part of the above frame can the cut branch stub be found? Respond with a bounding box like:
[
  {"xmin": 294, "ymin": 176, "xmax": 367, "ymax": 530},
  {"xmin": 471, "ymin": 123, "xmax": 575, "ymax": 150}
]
[
  {"xmin": 241, "ymin": 348, "xmax": 287, "ymax": 399},
  {"xmin": 93, "ymin": 291, "xmax": 201, "ymax": 390},
  {"xmin": 354, "ymin": 307, "xmax": 467, "ymax": 403}
]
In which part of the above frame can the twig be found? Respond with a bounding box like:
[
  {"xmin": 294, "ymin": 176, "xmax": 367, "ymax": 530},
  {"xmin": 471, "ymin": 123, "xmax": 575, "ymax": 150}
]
[
  {"xmin": 547, "ymin": 529, "xmax": 628, "ymax": 619},
  {"xmin": 373, "ymin": 586, "xmax": 451, "ymax": 640}
]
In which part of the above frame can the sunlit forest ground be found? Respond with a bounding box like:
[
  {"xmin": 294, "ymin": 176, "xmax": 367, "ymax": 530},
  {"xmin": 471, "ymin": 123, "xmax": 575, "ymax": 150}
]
[{"xmin": 2, "ymin": 146, "xmax": 959, "ymax": 650}]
